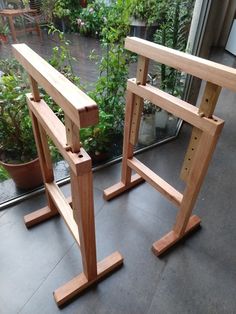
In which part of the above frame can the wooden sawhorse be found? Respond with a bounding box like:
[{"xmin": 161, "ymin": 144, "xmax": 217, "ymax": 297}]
[
  {"xmin": 104, "ymin": 37, "xmax": 236, "ymax": 256},
  {"xmin": 13, "ymin": 44, "xmax": 123, "ymax": 307}
]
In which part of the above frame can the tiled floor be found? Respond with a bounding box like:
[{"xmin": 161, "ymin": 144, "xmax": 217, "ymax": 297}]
[{"xmin": 1, "ymin": 35, "xmax": 236, "ymax": 313}]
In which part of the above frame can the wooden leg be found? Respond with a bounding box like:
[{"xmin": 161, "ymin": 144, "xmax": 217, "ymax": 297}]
[
  {"xmin": 152, "ymin": 124, "xmax": 224, "ymax": 256},
  {"xmin": 70, "ymin": 170, "xmax": 97, "ymax": 280},
  {"xmin": 24, "ymin": 112, "xmax": 58, "ymax": 227},
  {"xmin": 8, "ymin": 16, "xmax": 17, "ymax": 43},
  {"xmin": 103, "ymin": 92, "xmax": 144, "ymax": 200}
]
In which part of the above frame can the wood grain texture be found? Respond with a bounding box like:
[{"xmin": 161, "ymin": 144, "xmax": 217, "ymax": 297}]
[
  {"xmin": 130, "ymin": 56, "xmax": 149, "ymax": 145},
  {"xmin": 53, "ymin": 251, "xmax": 123, "ymax": 307},
  {"xmin": 24, "ymin": 205, "xmax": 59, "ymax": 228},
  {"xmin": 104, "ymin": 173, "xmax": 144, "ymax": 201},
  {"xmin": 127, "ymin": 79, "xmax": 223, "ymax": 135},
  {"xmin": 198, "ymin": 82, "xmax": 222, "ymax": 118},
  {"xmin": 70, "ymin": 170, "xmax": 97, "ymax": 280},
  {"xmin": 180, "ymin": 127, "xmax": 202, "ymax": 182},
  {"xmin": 64, "ymin": 114, "xmax": 81, "ymax": 153},
  {"xmin": 128, "ymin": 157, "xmax": 183, "ymax": 207},
  {"xmin": 152, "ymin": 215, "xmax": 201, "ymax": 256},
  {"xmin": 13, "ymin": 44, "xmax": 99, "ymax": 128},
  {"xmin": 174, "ymin": 122, "xmax": 224, "ymax": 236},
  {"xmin": 27, "ymin": 95, "xmax": 91, "ymax": 175},
  {"xmin": 46, "ymin": 182, "xmax": 80, "ymax": 246},
  {"xmin": 125, "ymin": 37, "xmax": 236, "ymax": 92},
  {"xmin": 121, "ymin": 91, "xmax": 135, "ymax": 185}
]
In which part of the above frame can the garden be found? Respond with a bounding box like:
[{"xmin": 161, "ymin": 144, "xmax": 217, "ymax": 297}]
[{"xmin": 0, "ymin": 0, "xmax": 195, "ymax": 194}]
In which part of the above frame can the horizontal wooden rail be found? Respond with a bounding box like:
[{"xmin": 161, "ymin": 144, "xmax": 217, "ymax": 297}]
[
  {"xmin": 13, "ymin": 44, "xmax": 99, "ymax": 128},
  {"xmin": 26, "ymin": 95, "xmax": 91, "ymax": 175},
  {"xmin": 46, "ymin": 182, "xmax": 80, "ymax": 246},
  {"xmin": 127, "ymin": 79, "xmax": 224, "ymax": 135},
  {"xmin": 125, "ymin": 37, "xmax": 236, "ymax": 92},
  {"xmin": 127, "ymin": 158, "xmax": 183, "ymax": 207}
]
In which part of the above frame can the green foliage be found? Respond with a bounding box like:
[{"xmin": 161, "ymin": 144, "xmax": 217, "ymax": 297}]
[
  {"xmin": 0, "ymin": 20, "xmax": 9, "ymax": 35},
  {"xmin": 78, "ymin": 1, "xmax": 133, "ymax": 155},
  {"xmin": 153, "ymin": 0, "xmax": 195, "ymax": 96},
  {"xmin": 42, "ymin": 25, "xmax": 81, "ymax": 125},
  {"xmin": 77, "ymin": 1, "xmax": 109, "ymax": 37},
  {"xmin": 130, "ymin": 0, "xmax": 172, "ymax": 25},
  {"xmin": 80, "ymin": 110, "xmax": 114, "ymax": 154},
  {"xmin": 0, "ymin": 27, "xmax": 80, "ymax": 165},
  {"xmin": 0, "ymin": 165, "xmax": 10, "ymax": 181},
  {"xmin": 53, "ymin": 0, "xmax": 82, "ymax": 31},
  {"xmin": 0, "ymin": 73, "xmax": 37, "ymax": 163}
]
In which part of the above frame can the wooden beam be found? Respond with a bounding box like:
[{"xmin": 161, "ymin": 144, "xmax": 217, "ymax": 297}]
[
  {"xmin": 24, "ymin": 205, "xmax": 59, "ymax": 228},
  {"xmin": 125, "ymin": 37, "xmax": 236, "ymax": 92},
  {"xmin": 180, "ymin": 127, "xmax": 202, "ymax": 182},
  {"xmin": 12, "ymin": 43, "xmax": 99, "ymax": 128},
  {"xmin": 181, "ymin": 82, "xmax": 222, "ymax": 182},
  {"xmin": 26, "ymin": 95, "xmax": 91, "ymax": 176},
  {"xmin": 198, "ymin": 82, "xmax": 222, "ymax": 118},
  {"xmin": 152, "ymin": 215, "xmax": 201, "ymax": 256},
  {"xmin": 127, "ymin": 79, "xmax": 223, "ymax": 135},
  {"xmin": 127, "ymin": 158, "xmax": 183, "ymax": 207},
  {"xmin": 104, "ymin": 174, "xmax": 144, "ymax": 201},
  {"xmin": 54, "ymin": 251, "xmax": 123, "ymax": 307},
  {"xmin": 130, "ymin": 56, "xmax": 149, "ymax": 145},
  {"xmin": 46, "ymin": 182, "xmax": 80, "ymax": 246}
]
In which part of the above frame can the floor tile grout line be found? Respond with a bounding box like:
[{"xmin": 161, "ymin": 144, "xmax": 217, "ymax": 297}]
[
  {"xmin": 17, "ymin": 241, "xmax": 76, "ymax": 314},
  {"xmin": 145, "ymin": 262, "xmax": 168, "ymax": 314}
]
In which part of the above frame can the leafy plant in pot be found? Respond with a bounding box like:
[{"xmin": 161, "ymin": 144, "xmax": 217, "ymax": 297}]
[{"xmin": 0, "ymin": 70, "xmax": 43, "ymax": 190}]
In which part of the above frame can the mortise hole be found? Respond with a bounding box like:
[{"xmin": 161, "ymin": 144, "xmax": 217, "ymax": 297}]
[{"xmin": 78, "ymin": 154, "xmax": 83, "ymax": 158}]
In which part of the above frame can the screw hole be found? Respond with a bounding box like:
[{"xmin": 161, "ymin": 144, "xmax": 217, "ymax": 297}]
[
  {"xmin": 191, "ymin": 148, "xmax": 194, "ymax": 151},
  {"xmin": 78, "ymin": 154, "xmax": 83, "ymax": 158},
  {"xmin": 206, "ymin": 98, "xmax": 209, "ymax": 102},
  {"xmin": 194, "ymin": 137, "xmax": 197, "ymax": 140},
  {"xmin": 188, "ymin": 158, "xmax": 191, "ymax": 161},
  {"xmin": 185, "ymin": 168, "xmax": 188, "ymax": 170}
]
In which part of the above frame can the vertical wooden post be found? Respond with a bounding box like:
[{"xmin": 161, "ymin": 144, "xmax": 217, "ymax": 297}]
[
  {"xmin": 24, "ymin": 76, "xmax": 58, "ymax": 227},
  {"xmin": 64, "ymin": 114, "xmax": 97, "ymax": 280},
  {"xmin": 180, "ymin": 82, "xmax": 222, "ymax": 182},
  {"xmin": 174, "ymin": 124, "xmax": 224, "ymax": 236},
  {"xmin": 121, "ymin": 56, "xmax": 149, "ymax": 184},
  {"xmin": 70, "ymin": 170, "xmax": 97, "ymax": 280}
]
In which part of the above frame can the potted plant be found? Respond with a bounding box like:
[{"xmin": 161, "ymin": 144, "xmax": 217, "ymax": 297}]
[
  {"xmin": 0, "ymin": 67, "xmax": 43, "ymax": 190},
  {"xmin": 138, "ymin": 100, "xmax": 156, "ymax": 146},
  {"xmin": 0, "ymin": 20, "xmax": 9, "ymax": 43}
]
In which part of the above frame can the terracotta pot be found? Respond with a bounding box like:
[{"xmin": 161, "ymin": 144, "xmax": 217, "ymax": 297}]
[
  {"xmin": 0, "ymin": 34, "xmax": 8, "ymax": 43},
  {"xmin": 0, "ymin": 158, "xmax": 43, "ymax": 190}
]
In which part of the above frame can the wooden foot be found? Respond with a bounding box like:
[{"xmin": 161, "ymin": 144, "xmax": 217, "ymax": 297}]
[
  {"xmin": 53, "ymin": 251, "xmax": 123, "ymax": 307},
  {"xmin": 152, "ymin": 215, "xmax": 201, "ymax": 256},
  {"xmin": 24, "ymin": 205, "xmax": 59, "ymax": 228},
  {"xmin": 24, "ymin": 196, "xmax": 72, "ymax": 228},
  {"xmin": 103, "ymin": 173, "xmax": 144, "ymax": 201}
]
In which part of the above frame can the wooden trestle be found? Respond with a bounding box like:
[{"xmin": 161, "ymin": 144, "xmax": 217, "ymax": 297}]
[
  {"xmin": 103, "ymin": 37, "xmax": 236, "ymax": 256},
  {"xmin": 12, "ymin": 44, "xmax": 123, "ymax": 307}
]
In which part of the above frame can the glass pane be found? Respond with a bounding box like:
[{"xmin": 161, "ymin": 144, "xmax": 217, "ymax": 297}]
[{"xmin": 0, "ymin": 0, "xmax": 196, "ymax": 206}]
